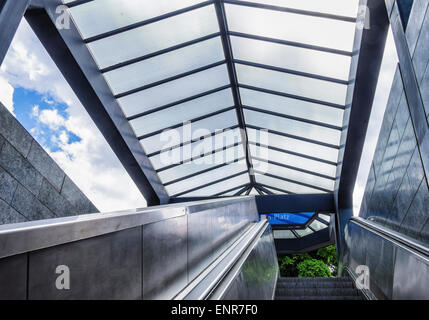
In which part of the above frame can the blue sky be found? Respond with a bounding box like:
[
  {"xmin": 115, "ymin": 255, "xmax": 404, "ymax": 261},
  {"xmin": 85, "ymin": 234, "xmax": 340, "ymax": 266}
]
[
  {"xmin": 13, "ymin": 87, "xmax": 81, "ymax": 153},
  {"xmin": 0, "ymin": 20, "xmax": 147, "ymax": 211}
]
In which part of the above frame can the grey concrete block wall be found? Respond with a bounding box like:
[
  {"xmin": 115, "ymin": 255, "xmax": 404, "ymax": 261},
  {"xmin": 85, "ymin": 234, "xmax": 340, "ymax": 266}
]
[
  {"xmin": 359, "ymin": 1, "xmax": 429, "ymax": 245},
  {"xmin": 0, "ymin": 102, "xmax": 98, "ymax": 224}
]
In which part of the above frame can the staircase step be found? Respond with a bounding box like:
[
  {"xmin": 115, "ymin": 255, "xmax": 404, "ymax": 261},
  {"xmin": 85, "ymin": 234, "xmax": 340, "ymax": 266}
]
[{"xmin": 275, "ymin": 287, "xmax": 361, "ymax": 297}]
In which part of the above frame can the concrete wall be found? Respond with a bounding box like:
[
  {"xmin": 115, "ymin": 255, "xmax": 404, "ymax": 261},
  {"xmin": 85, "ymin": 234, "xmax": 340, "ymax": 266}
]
[
  {"xmin": 359, "ymin": 1, "xmax": 429, "ymax": 245},
  {"xmin": 0, "ymin": 102, "xmax": 98, "ymax": 224}
]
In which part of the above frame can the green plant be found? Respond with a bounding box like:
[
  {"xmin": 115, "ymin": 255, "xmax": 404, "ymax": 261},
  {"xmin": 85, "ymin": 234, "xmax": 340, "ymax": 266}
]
[
  {"xmin": 278, "ymin": 245, "xmax": 338, "ymax": 277},
  {"xmin": 316, "ymin": 245, "xmax": 338, "ymax": 276},
  {"xmin": 297, "ymin": 259, "xmax": 332, "ymax": 278}
]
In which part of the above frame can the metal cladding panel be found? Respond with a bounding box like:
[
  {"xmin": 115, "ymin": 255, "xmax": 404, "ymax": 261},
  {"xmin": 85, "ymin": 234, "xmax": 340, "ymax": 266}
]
[
  {"xmin": 142, "ymin": 215, "xmax": 188, "ymax": 300},
  {"xmin": 187, "ymin": 198, "xmax": 258, "ymax": 280},
  {"xmin": 28, "ymin": 227, "xmax": 143, "ymax": 300},
  {"xmin": 392, "ymin": 247, "xmax": 429, "ymax": 299},
  {"xmin": 0, "ymin": 253, "xmax": 27, "ymax": 300},
  {"xmin": 220, "ymin": 227, "xmax": 278, "ymax": 300}
]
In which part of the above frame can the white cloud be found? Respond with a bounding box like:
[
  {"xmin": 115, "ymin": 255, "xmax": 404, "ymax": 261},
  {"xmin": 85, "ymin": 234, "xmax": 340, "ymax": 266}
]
[
  {"xmin": 0, "ymin": 75, "xmax": 14, "ymax": 114},
  {"xmin": 1, "ymin": 20, "xmax": 147, "ymax": 211}
]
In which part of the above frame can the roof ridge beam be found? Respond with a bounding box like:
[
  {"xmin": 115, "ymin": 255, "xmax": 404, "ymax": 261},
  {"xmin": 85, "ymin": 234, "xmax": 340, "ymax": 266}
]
[{"xmin": 214, "ymin": 0, "xmax": 256, "ymax": 186}]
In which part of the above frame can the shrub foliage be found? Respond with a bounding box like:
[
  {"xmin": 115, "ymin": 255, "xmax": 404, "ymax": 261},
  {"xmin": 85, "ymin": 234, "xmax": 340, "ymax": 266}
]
[{"xmin": 278, "ymin": 245, "xmax": 337, "ymax": 277}]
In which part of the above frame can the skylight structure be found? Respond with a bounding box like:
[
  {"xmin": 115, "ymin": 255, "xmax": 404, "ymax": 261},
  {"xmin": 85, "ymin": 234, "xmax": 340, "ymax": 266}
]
[{"xmin": 60, "ymin": 0, "xmax": 359, "ymax": 200}]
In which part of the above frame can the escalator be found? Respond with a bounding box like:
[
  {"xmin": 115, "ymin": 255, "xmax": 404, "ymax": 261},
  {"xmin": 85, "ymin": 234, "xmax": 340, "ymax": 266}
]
[
  {"xmin": 0, "ymin": 196, "xmax": 427, "ymax": 300},
  {"xmin": 275, "ymin": 277, "xmax": 363, "ymax": 300}
]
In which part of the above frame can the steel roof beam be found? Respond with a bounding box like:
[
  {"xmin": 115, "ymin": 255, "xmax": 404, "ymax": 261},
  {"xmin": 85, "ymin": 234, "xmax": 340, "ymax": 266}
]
[
  {"xmin": 224, "ymin": 0, "xmax": 357, "ymax": 23},
  {"xmin": 253, "ymin": 171, "xmax": 332, "ymax": 193},
  {"xmin": 172, "ymin": 170, "xmax": 248, "ymax": 197},
  {"xmin": 214, "ymin": 0, "xmax": 256, "ymax": 186},
  {"xmin": 115, "ymin": 60, "xmax": 226, "ymax": 99},
  {"xmin": 229, "ymin": 31, "xmax": 353, "ymax": 56},
  {"xmin": 234, "ymin": 59, "xmax": 349, "ymax": 85},
  {"xmin": 128, "ymin": 84, "xmax": 231, "ymax": 121},
  {"xmin": 156, "ymin": 141, "xmax": 241, "ymax": 173},
  {"xmin": 252, "ymin": 156, "xmax": 336, "ymax": 181},
  {"xmin": 163, "ymin": 156, "xmax": 246, "ymax": 186},
  {"xmin": 246, "ymin": 124, "xmax": 340, "ymax": 150},
  {"xmin": 84, "ymin": 1, "xmax": 214, "ymax": 43},
  {"xmin": 137, "ymin": 106, "xmax": 235, "ymax": 140},
  {"xmin": 101, "ymin": 32, "xmax": 221, "ymax": 73},
  {"xmin": 258, "ymin": 183, "xmax": 293, "ymax": 195},
  {"xmin": 248, "ymin": 141, "xmax": 337, "ymax": 166},
  {"xmin": 239, "ymin": 84, "xmax": 345, "ymax": 110},
  {"xmin": 146, "ymin": 124, "xmax": 240, "ymax": 157},
  {"xmin": 242, "ymin": 105, "xmax": 343, "ymax": 131}
]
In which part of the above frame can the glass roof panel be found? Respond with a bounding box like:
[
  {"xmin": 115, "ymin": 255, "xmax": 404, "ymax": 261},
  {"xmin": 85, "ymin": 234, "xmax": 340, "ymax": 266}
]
[
  {"xmin": 309, "ymin": 219, "xmax": 329, "ymax": 231},
  {"xmin": 295, "ymin": 227, "xmax": 314, "ymax": 237},
  {"xmin": 273, "ymin": 230, "xmax": 296, "ymax": 239},
  {"xmin": 249, "ymin": 144, "xmax": 336, "ymax": 177},
  {"xmin": 218, "ymin": 185, "xmax": 247, "ymax": 196},
  {"xmin": 255, "ymin": 173, "xmax": 324, "ymax": 194},
  {"xmin": 238, "ymin": 0, "xmax": 359, "ymax": 18},
  {"xmin": 158, "ymin": 145, "xmax": 245, "ymax": 183},
  {"xmin": 104, "ymin": 37, "xmax": 225, "ymax": 95},
  {"xmin": 225, "ymin": 4, "xmax": 356, "ymax": 52},
  {"xmin": 236, "ymin": 64, "xmax": 347, "ymax": 106},
  {"xmin": 318, "ymin": 213, "xmax": 332, "ymax": 223},
  {"xmin": 166, "ymin": 163, "xmax": 248, "ymax": 196},
  {"xmin": 260, "ymin": 186, "xmax": 283, "ymax": 194},
  {"xmin": 231, "ymin": 36, "xmax": 351, "ymax": 81},
  {"xmin": 244, "ymin": 109, "xmax": 341, "ymax": 146},
  {"xmin": 247, "ymin": 128, "xmax": 339, "ymax": 163},
  {"xmin": 87, "ymin": 5, "xmax": 219, "ymax": 69},
  {"xmin": 149, "ymin": 128, "xmax": 242, "ymax": 170},
  {"xmin": 68, "ymin": 0, "xmax": 207, "ymax": 39},
  {"xmin": 256, "ymin": 163, "xmax": 335, "ymax": 191},
  {"xmin": 129, "ymin": 88, "xmax": 234, "ymax": 137},
  {"xmin": 177, "ymin": 173, "xmax": 250, "ymax": 197},
  {"xmin": 240, "ymin": 88, "xmax": 344, "ymax": 126},
  {"xmin": 119, "ymin": 64, "xmax": 230, "ymax": 117},
  {"xmin": 140, "ymin": 109, "xmax": 239, "ymax": 154}
]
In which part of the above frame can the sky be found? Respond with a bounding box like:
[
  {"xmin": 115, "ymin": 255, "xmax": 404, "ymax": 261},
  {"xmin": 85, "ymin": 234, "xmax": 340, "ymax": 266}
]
[{"xmin": 0, "ymin": 20, "xmax": 147, "ymax": 212}]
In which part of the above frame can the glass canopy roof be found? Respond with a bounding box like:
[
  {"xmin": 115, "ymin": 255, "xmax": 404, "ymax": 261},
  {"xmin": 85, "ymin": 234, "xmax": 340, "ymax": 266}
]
[
  {"xmin": 65, "ymin": 0, "xmax": 359, "ymax": 198},
  {"xmin": 269, "ymin": 212, "xmax": 332, "ymax": 239}
]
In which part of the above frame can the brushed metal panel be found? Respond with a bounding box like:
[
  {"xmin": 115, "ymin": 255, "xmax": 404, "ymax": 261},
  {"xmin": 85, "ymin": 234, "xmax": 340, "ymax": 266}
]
[
  {"xmin": 187, "ymin": 199, "xmax": 258, "ymax": 281},
  {"xmin": 0, "ymin": 253, "xmax": 27, "ymax": 300},
  {"xmin": 392, "ymin": 248, "xmax": 429, "ymax": 299},
  {"xmin": 28, "ymin": 227, "xmax": 142, "ymax": 300},
  {"xmin": 222, "ymin": 228, "xmax": 278, "ymax": 300},
  {"xmin": 364, "ymin": 230, "xmax": 395, "ymax": 299},
  {"xmin": 142, "ymin": 215, "xmax": 187, "ymax": 300}
]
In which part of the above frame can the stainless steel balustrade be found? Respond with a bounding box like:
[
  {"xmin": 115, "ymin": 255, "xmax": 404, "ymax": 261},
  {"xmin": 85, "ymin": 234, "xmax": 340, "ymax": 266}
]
[
  {"xmin": 344, "ymin": 217, "xmax": 429, "ymax": 300},
  {"xmin": 0, "ymin": 196, "xmax": 278, "ymax": 300}
]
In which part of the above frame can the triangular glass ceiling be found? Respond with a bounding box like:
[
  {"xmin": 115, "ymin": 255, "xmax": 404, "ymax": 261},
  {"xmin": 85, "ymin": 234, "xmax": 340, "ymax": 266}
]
[{"xmin": 64, "ymin": 0, "xmax": 359, "ymax": 198}]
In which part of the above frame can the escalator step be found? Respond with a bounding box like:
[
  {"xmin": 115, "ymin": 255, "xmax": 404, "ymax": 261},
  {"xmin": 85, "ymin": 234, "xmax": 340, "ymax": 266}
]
[
  {"xmin": 275, "ymin": 288, "xmax": 361, "ymax": 296},
  {"xmin": 275, "ymin": 295, "xmax": 364, "ymax": 300},
  {"xmin": 276, "ymin": 281, "xmax": 355, "ymax": 288}
]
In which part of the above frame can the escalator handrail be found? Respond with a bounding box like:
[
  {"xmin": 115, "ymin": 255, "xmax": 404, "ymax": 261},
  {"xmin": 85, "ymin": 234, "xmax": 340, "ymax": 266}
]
[
  {"xmin": 349, "ymin": 217, "xmax": 429, "ymax": 258},
  {"xmin": 174, "ymin": 220, "xmax": 269, "ymax": 300}
]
